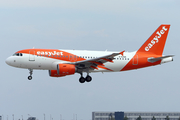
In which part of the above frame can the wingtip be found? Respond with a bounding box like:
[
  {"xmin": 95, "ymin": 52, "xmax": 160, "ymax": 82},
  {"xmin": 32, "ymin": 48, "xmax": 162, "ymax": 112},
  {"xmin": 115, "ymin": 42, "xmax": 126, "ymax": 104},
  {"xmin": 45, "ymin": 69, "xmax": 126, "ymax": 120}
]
[{"xmin": 120, "ymin": 50, "xmax": 125, "ymax": 56}]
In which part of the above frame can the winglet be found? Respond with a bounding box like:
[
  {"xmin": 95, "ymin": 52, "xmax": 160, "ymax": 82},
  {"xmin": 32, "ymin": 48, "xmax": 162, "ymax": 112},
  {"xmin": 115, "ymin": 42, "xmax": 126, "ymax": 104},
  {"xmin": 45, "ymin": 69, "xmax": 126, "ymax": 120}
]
[{"xmin": 120, "ymin": 50, "xmax": 125, "ymax": 56}]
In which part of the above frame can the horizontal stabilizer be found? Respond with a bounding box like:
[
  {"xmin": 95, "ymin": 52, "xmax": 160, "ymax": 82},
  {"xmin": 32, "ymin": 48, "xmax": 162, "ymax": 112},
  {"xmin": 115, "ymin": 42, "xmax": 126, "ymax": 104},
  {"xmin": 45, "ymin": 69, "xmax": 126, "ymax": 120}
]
[{"xmin": 148, "ymin": 55, "xmax": 174, "ymax": 63}]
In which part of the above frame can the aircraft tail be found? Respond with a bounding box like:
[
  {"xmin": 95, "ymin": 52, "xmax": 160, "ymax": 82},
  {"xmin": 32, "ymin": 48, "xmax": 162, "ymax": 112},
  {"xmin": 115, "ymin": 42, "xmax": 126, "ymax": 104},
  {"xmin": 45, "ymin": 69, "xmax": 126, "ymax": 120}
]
[{"xmin": 137, "ymin": 24, "xmax": 170, "ymax": 55}]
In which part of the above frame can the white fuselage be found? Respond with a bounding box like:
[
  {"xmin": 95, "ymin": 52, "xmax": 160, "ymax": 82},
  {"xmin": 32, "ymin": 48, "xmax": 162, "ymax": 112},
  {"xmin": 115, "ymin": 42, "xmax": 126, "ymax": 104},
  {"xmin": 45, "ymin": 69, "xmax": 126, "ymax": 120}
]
[{"xmin": 6, "ymin": 49, "xmax": 136, "ymax": 72}]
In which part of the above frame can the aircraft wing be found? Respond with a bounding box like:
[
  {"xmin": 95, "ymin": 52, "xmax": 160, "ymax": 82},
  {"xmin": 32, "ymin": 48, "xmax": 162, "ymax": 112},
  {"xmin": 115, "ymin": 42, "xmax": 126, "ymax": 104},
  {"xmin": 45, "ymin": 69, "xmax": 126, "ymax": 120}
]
[{"xmin": 73, "ymin": 51, "xmax": 125, "ymax": 71}]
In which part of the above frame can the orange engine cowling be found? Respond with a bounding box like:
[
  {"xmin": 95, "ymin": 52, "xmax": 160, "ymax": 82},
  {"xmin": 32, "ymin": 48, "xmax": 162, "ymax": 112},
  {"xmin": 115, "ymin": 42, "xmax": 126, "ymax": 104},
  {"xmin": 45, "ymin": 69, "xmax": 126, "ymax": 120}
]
[{"xmin": 49, "ymin": 64, "xmax": 76, "ymax": 77}]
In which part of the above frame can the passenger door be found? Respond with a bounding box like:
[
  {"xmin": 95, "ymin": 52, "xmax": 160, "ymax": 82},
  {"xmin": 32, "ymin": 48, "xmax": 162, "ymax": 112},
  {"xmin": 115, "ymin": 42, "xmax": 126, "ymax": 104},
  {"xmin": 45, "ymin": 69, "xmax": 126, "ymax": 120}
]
[
  {"xmin": 133, "ymin": 54, "xmax": 138, "ymax": 65},
  {"xmin": 29, "ymin": 50, "xmax": 35, "ymax": 61}
]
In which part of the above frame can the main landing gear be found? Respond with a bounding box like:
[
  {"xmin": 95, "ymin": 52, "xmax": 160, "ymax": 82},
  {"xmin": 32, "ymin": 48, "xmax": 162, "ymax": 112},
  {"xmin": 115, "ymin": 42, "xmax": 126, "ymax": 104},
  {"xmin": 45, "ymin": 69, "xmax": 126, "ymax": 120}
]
[
  {"xmin": 79, "ymin": 73, "xmax": 92, "ymax": 83},
  {"xmin": 28, "ymin": 69, "xmax": 33, "ymax": 80}
]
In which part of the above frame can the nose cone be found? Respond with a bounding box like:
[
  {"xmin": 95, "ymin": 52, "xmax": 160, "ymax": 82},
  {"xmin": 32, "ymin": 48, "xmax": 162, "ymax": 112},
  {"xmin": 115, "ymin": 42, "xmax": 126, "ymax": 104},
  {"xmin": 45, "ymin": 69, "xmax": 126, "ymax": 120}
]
[
  {"xmin": 6, "ymin": 57, "xmax": 11, "ymax": 65},
  {"xmin": 5, "ymin": 57, "xmax": 12, "ymax": 66}
]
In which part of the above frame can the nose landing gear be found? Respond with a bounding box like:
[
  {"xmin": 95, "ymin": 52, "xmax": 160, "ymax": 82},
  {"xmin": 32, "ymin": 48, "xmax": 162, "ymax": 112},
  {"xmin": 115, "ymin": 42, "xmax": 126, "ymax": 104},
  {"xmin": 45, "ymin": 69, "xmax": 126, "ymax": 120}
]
[
  {"xmin": 28, "ymin": 76, "xmax": 32, "ymax": 80},
  {"xmin": 28, "ymin": 69, "xmax": 33, "ymax": 80}
]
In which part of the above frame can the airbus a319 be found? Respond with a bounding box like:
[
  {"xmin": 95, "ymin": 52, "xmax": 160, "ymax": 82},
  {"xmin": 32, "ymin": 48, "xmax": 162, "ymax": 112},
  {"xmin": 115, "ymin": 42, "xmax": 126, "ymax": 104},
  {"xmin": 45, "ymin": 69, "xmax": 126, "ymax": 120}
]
[{"xmin": 5, "ymin": 24, "xmax": 173, "ymax": 83}]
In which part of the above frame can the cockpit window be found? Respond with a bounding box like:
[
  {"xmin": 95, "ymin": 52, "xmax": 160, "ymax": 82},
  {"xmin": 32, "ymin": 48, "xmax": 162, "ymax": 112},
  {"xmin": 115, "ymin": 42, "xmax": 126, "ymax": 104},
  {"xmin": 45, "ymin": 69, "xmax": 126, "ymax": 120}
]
[{"xmin": 13, "ymin": 53, "xmax": 23, "ymax": 56}]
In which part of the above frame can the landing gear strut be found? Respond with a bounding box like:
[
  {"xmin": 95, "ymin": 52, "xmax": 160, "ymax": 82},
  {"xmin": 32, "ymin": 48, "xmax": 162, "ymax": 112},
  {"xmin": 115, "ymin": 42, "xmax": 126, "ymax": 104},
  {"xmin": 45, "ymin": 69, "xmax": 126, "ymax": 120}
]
[
  {"xmin": 79, "ymin": 73, "xmax": 92, "ymax": 83},
  {"xmin": 28, "ymin": 69, "xmax": 33, "ymax": 80},
  {"xmin": 79, "ymin": 73, "xmax": 85, "ymax": 83}
]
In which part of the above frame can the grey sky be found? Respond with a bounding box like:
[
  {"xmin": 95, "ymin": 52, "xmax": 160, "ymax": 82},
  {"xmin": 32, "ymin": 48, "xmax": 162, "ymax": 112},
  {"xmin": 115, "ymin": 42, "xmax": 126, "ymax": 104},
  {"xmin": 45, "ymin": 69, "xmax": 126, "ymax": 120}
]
[{"xmin": 1, "ymin": 0, "xmax": 180, "ymax": 120}]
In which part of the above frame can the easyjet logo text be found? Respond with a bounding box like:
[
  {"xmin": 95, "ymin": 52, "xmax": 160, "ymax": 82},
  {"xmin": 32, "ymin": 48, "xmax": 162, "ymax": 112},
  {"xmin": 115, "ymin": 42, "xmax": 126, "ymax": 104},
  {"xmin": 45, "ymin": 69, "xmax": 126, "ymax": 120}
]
[
  {"xmin": 145, "ymin": 26, "xmax": 168, "ymax": 51},
  {"xmin": 37, "ymin": 51, "xmax": 63, "ymax": 56}
]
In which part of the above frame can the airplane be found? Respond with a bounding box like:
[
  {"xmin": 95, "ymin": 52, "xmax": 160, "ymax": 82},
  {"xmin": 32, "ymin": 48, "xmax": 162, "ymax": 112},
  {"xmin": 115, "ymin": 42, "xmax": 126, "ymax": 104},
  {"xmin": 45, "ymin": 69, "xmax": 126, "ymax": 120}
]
[{"xmin": 5, "ymin": 24, "xmax": 174, "ymax": 83}]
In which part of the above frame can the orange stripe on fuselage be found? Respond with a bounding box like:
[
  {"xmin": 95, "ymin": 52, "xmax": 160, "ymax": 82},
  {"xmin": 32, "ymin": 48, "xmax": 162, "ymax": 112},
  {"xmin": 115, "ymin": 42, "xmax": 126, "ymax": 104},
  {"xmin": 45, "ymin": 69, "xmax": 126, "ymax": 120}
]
[
  {"xmin": 17, "ymin": 49, "xmax": 85, "ymax": 62},
  {"xmin": 17, "ymin": 49, "xmax": 113, "ymax": 71},
  {"xmin": 121, "ymin": 52, "xmax": 161, "ymax": 71}
]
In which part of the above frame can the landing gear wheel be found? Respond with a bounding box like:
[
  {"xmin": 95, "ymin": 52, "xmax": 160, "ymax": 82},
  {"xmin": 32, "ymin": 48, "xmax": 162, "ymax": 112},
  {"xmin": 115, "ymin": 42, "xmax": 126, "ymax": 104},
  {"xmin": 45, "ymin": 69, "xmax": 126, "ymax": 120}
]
[
  {"xmin": 28, "ymin": 69, "xmax": 33, "ymax": 80},
  {"xmin": 28, "ymin": 76, "xmax": 32, "ymax": 80},
  {"xmin": 85, "ymin": 75, "xmax": 92, "ymax": 82},
  {"xmin": 79, "ymin": 77, "xmax": 85, "ymax": 83}
]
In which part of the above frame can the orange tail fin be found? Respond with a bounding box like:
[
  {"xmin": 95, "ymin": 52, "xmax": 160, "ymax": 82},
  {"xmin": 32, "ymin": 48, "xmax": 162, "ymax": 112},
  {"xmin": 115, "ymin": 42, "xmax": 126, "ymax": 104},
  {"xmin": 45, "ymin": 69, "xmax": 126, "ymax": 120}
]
[{"xmin": 137, "ymin": 24, "xmax": 170, "ymax": 55}]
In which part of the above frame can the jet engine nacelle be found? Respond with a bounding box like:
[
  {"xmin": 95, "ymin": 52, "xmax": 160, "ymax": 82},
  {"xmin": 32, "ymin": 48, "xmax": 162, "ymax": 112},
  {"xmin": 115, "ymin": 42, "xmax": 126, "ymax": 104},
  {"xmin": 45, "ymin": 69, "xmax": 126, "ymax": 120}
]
[{"xmin": 49, "ymin": 64, "xmax": 76, "ymax": 77}]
